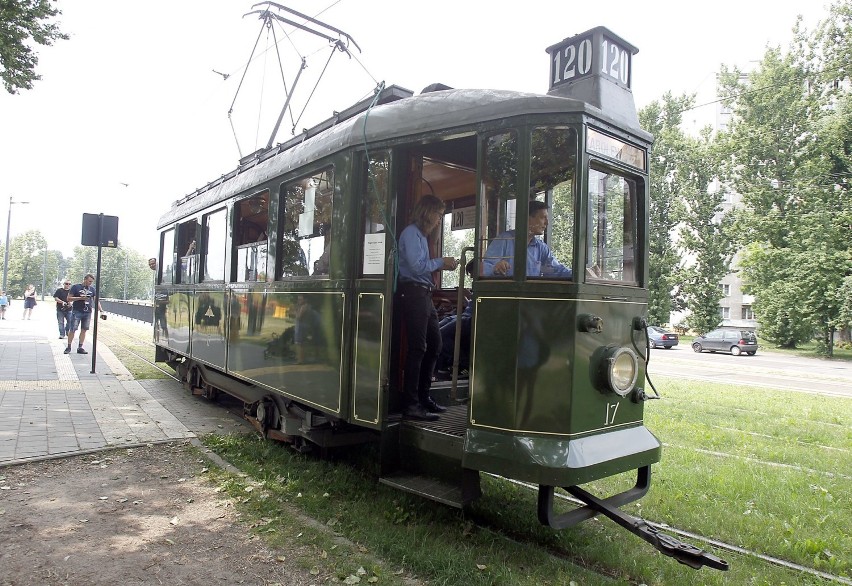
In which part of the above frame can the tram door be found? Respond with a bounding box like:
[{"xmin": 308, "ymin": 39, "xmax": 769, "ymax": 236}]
[{"xmin": 351, "ymin": 139, "xmax": 477, "ymax": 427}]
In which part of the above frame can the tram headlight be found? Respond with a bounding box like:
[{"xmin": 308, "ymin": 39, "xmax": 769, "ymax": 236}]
[{"xmin": 606, "ymin": 347, "xmax": 639, "ymax": 396}]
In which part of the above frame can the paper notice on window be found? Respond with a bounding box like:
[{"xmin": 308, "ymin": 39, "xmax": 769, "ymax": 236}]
[
  {"xmin": 363, "ymin": 233, "xmax": 385, "ymax": 275},
  {"xmin": 299, "ymin": 211, "xmax": 314, "ymax": 236}
]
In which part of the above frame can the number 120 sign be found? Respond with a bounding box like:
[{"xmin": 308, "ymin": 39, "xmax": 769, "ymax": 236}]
[{"xmin": 548, "ymin": 27, "xmax": 635, "ymax": 90}]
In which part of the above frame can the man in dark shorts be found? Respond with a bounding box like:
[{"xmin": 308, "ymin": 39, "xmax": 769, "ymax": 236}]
[{"xmin": 66, "ymin": 273, "xmax": 102, "ymax": 354}]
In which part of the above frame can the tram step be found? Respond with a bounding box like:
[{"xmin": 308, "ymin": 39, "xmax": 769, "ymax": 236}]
[{"xmin": 379, "ymin": 473, "xmax": 464, "ymax": 508}]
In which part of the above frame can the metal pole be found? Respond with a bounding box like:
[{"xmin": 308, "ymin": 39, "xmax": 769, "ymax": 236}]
[
  {"xmin": 3, "ymin": 197, "xmax": 30, "ymax": 293},
  {"xmin": 91, "ymin": 214, "xmax": 104, "ymax": 374},
  {"xmin": 123, "ymin": 253, "xmax": 128, "ymax": 300},
  {"xmin": 41, "ymin": 247, "xmax": 47, "ymax": 300},
  {"xmin": 3, "ymin": 196, "xmax": 11, "ymax": 293}
]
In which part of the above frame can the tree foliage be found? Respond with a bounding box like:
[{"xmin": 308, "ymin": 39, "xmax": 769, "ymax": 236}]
[
  {"xmin": 66, "ymin": 245, "xmax": 154, "ymax": 300},
  {"xmin": 0, "ymin": 0, "xmax": 68, "ymax": 93},
  {"xmin": 2, "ymin": 229, "xmax": 153, "ymax": 301},
  {"xmin": 677, "ymin": 129, "xmax": 735, "ymax": 334},
  {"xmin": 639, "ymin": 93, "xmax": 692, "ymax": 325},
  {"xmin": 717, "ymin": 0, "xmax": 852, "ymax": 354},
  {"xmin": 3, "ymin": 229, "xmax": 50, "ymax": 297}
]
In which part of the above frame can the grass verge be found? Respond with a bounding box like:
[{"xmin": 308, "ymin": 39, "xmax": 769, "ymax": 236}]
[
  {"xmin": 199, "ymin": 372, "xmax": 852, "ymax": 586},
  {"xmin": 103, "ymin": 317, "xmax": 851, "ymax": 584}
]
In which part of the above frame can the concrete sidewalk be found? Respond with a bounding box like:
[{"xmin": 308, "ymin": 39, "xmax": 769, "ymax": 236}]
[{"xmin": 0, "ymin": 303, "xmax": 249, "ymax": 466}]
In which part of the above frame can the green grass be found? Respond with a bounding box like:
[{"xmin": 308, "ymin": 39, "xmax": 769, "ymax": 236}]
[
  {"xmin": 103, "ymin": 318, "xmax": 851, "ymax": 584},
  {"xmin": 96, "ymin": 317, "xmax": 168, "ymax": 379},
  {"xmin": 197, "ymin": 374, "xmax": 852, "ymax": 585}
]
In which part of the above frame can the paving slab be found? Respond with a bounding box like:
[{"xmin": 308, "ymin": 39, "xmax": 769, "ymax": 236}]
[{"xmin": 0, "ymin": 305, "xmax": 250, "ymax": 467}]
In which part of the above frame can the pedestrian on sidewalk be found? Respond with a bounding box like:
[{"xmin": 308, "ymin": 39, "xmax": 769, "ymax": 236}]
[
  {"xmin": 0, "ymin": 290, "xmax": 8, "ymax": 319},
  {"xmin": 23, "ymin": 284, "xmax": 37, "ymax": 319},
  {"xmin": 53, "ymin": 279, "xmax": 74, "ymax": 339},
  {"xmin": 66, "ymin": 273, "xmax": 102, "ymax": 354}
]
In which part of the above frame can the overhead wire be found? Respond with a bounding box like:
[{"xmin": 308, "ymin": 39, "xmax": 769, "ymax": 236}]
[
  {"xmin": 668, "ymin": 62, "xmax": 850, "ymax": 118},
  {"xmin": 647, "ymin": 62, "xmax": 852, "ymax": 195}
]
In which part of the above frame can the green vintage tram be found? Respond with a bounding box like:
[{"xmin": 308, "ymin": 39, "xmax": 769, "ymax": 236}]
[{"xmin": 153, "ymin": 26, "xmax": 725, "ymax": 570}]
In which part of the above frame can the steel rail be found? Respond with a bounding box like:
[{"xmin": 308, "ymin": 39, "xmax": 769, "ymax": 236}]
[{"xmin": 491, "ymin": 474, "xmax": 851, "ymax": 585}]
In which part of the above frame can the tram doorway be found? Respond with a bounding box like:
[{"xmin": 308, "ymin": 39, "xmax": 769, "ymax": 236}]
[{"xmin": 387, "ymin": 136, "xmax": 478, "ymax": 415}]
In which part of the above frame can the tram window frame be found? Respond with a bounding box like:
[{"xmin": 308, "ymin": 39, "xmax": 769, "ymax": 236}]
[
  {"xmin": 360, "ymin": 151, "xmax": 390, "ymax": 278},
  {"xmin": 479, "ymin": 130, "xmax": 519, "ymax": 280},
  {"xmin": 527, "ymin": 125, "xmax": 578, "ymax": 281},
  {"xmin": 159, "ymin": 227, "xmax": 176, "ymax": 285},
  {"xmin": 233, "ymin": 190, "xmax": 270, "ymax": 283},
  {"xmin": 201, "ymin": 207, "xmax": 227, "ymax": 282},
  {"xmin": 177, "ymin": 219, "xmax": 199, "ymax": 284},
  {"xmin": 585, "ymin": 164, "xmax": 640, "ymax": 286},
  {"xmin": 279, "ymin": 168, "xmax": 334, "ymax": 279}
]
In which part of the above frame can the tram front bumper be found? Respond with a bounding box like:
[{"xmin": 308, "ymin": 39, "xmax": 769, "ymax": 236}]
[{"xmin": 462, "ymin": 425, "xmax": 661, "ymax": 487}]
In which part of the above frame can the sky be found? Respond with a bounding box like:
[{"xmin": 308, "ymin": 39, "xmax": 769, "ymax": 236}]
[{"xmin": 0, "ymin": 0, "xmax": 834, "ymax": 258}]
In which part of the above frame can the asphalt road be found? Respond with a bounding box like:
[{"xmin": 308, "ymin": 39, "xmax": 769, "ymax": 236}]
[{"xmin": 644, "ymin": 344, "xmax": 852, "ymax": 398}]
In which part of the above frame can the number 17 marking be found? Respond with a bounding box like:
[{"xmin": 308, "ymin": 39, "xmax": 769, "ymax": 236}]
[{"xmin": 604, "ymin": 402, "xmax": 619, "ymax": 426}]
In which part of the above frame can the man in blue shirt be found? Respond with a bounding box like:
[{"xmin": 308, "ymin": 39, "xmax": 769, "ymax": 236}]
[
  {"xmin": 397, "ymin": 195, "xmax": 458, "ymax": 421},
  {"xmin": 482, "ymin": 200, "xmax": 572, "ymax": 279},
  {"xmin": 66, "ymin": 273, "xmax": 102, "ymax": 355}
]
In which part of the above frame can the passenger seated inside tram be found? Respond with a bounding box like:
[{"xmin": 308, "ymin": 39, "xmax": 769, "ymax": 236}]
[
  {"xmin": 482, "ymin": 200, "xmax": 572, "ymax": 278},
  {"xmin": 435, "ymin": 260, "xmax": 475, "ymax": 378}
]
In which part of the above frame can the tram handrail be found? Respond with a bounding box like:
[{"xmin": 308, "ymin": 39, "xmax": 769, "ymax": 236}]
[{"xmin": 450, "ymin": 247, "xmax": 475, "ymax": 399}]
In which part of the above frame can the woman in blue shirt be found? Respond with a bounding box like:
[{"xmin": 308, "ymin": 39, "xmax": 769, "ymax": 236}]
[{"xmin": 397, "ymin": 195, "xmax": 458, "ymax": 420}]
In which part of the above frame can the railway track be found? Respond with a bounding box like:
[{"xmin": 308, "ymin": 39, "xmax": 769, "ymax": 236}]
[{"xmin": 97, "ymin": 316, "xmax": 851, "ymax": 585}]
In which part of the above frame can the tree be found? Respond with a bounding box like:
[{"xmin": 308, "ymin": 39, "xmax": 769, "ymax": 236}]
[
  {"xmin": 0, "ymin": 0, "xmax": 68, "ymax": 94},
  {"xmin": 717, "ymin": 3, "xmax": 852, "ymax": 353},
  {"xmin": 6, "ymin": 229, "xmax": 46, "ymax": 296},
  {"xmin": 678, "ymin": 129, "xmax": 736, "ymax": 335},
  {"xmin": 67, "ymin": 244, "xmax": 153, "ymax": 300},
  {"xmin": 639, "ymin": 93, "xmax": 692, "ymax": 325}
]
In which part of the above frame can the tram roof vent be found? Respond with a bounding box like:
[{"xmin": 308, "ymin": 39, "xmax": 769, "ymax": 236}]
[
  {"xmin": 545, "ymin": 26, "xmax": 640, "ymax": 128},
  {"xmin": 420, "ymin": 82, "xmax": 454, "ymax": 94}
]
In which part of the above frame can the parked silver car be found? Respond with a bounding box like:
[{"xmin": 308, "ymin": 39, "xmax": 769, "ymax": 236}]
[{"xmin": 692, "ymin": 329, "xmax": 757, "ymax": 356}]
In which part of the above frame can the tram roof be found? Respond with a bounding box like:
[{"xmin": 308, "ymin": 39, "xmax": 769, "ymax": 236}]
[{"xmin": 158, "ymin": 87, "xmax": 650, "ymax": 228}]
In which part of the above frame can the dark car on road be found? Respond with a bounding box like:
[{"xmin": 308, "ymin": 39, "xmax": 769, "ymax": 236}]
[
  {"xmin": 692, "ymin": 328, "xmax": 758, "ymax": 356},
  {"xmin": 647, "ymin": 326, "xmax": 679, "ymax": 349}
]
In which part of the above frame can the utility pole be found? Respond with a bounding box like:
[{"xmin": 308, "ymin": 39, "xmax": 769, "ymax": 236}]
[
  {"xmin": 41, "ymin": 247, "xmax": 47, "ymax": 300},
  {"xmin": 3, "ymin": 196, "xmax": 30, "ymax": 293}
]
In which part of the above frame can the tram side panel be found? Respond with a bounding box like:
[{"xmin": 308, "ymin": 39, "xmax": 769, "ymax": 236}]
[
  {"xmin": 189, "ymin": 289, "xmax": 227, "ymax": 368},
  {"xmin": 351, "ymin": 291, "xmax": 385, "ymax": 428},
  {"xmin": 162, "ymin": 290, "xmax": 192, "ymax": 356},
  {"xmin": 224, "ymin": 288, "xmax": 347, "ymax": 417}
]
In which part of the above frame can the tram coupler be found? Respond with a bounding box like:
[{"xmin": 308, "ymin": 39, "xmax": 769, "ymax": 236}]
[
  {"xmin": 565, "ymin": 483, "xmax": 729, "ymax": 571},
  {"xmin": 538, "ymin": 466, "xmax": 651, "ymax": 529}
]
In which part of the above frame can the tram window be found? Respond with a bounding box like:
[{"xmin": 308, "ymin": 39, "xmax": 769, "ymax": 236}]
[
  {"xmin": 441, "ymin": 210, "xmax": 474, "ymax": 289},
  {"xmin": 528, "ymin": 127, "xmax": 577, "ymax": 280},
  {"xmin": 479, "ymin": 131, "xmax": 518, "ymax": 279},
  {"xmin": 360, "ymin": 153, "xmax": 389, "ymax": 276},
  {"xmin": 586, "ymin": 168, "xmax": 638, "ymax": 285},
  {"xmin": 177, "ymin": 219, "xmax": 199, "ymax": 284},
  {"xmin": 160, "ymin": 228, "xmax": 176, "ymax": 285},
  {"xmin": 201, "ymin": 208, "xmax": 227, "ymax": 281},
  {"xmin": 280, "ymin": 169, "xmax": 333, "ymax": 278},
  {"xmin": 234, "ymin": 191, "xmax": 269, "ymax": 282}
]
